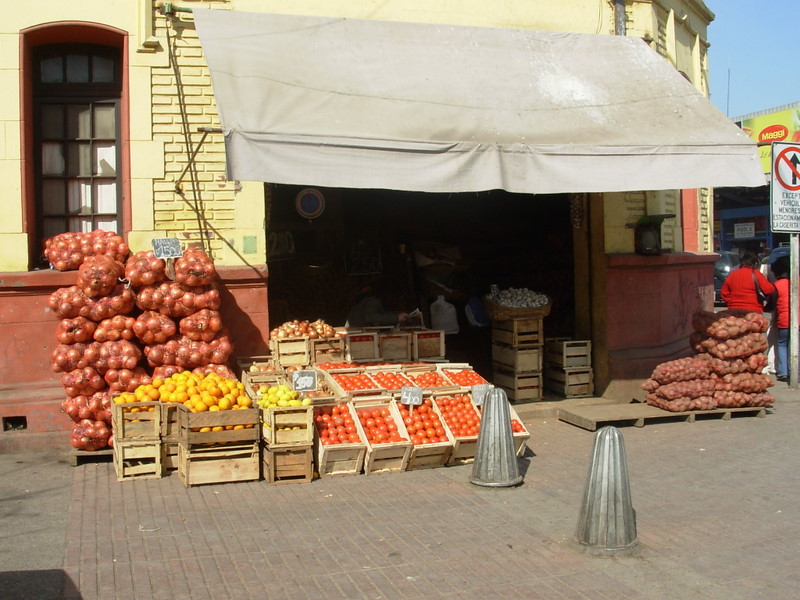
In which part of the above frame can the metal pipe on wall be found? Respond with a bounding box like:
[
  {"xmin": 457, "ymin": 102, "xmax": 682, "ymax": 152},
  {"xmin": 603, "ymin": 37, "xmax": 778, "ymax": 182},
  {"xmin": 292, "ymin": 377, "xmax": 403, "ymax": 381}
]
[{"xmin": 614, "ymin": 0, "xmax": 627, "ymax": 36}]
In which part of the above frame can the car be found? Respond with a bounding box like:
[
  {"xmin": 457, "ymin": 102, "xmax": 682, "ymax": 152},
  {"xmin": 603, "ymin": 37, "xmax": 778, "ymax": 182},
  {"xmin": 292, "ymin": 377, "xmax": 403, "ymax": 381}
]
[{"xmin": 714, "ymin": 250, "xmax": 739, "ymax": 305}]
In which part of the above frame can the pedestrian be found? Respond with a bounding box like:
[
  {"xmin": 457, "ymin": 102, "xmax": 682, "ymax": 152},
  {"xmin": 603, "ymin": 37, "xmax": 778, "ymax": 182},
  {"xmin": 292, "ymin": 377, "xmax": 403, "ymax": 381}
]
[
  {"xmin": 771, "ymin": 257, "xmax": 793, "ymax": 382},
  {"xmin": 720, "ymin": 251, "xmax": 775, "ymax": 313}
]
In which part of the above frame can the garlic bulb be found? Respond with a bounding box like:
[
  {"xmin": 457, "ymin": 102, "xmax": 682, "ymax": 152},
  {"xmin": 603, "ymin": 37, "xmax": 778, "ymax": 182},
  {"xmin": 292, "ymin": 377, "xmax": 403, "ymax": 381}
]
[{"xmin": 490, "ymin": 286, "xmax": 549, "ymax": 308}]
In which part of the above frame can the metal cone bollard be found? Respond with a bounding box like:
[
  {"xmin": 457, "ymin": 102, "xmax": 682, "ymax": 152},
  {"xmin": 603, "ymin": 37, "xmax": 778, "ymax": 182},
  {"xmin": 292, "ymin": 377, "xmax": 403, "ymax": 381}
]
[
  {"xmin": 470, "ymin": 388, "xmax": 523, "ymax": 487},
  {"xmin": 575, "ymin": 425, "xmax": 639, "ymax": 555}
]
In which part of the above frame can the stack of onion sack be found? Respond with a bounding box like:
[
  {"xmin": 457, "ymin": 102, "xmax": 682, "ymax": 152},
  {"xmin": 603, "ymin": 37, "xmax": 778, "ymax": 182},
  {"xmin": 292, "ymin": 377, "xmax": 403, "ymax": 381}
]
[
  {"xmin": 641, "ymin": 309, "xmax": 775, "ymax": 412},
  {"xmin": 132, "ymin": 247, "xmax": 235, "ymax": 380},
  {"xmin": 46, "ymin": 230, "xmax": 140, "ymax": 450}
]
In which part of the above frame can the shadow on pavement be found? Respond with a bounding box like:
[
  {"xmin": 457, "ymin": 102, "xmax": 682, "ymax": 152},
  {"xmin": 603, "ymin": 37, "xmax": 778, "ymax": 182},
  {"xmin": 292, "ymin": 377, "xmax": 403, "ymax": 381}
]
[{"xmin": 0, "ymin": 569, "xmax": 81, "ymax": 600}]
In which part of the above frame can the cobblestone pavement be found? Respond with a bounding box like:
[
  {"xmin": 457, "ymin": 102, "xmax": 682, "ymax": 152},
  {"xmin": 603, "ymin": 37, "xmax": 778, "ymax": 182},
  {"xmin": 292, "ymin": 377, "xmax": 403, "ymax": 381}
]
[{"xmin": 3, "ymin": 388, "xmax": 799, "ymax": 600}]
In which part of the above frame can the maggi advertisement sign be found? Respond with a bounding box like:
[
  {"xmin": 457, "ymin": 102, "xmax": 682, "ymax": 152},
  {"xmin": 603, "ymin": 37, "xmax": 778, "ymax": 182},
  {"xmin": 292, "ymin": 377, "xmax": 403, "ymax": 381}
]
[{"xmin": 736, "ymin": 104, "xmax": 800, "ymax": 174}]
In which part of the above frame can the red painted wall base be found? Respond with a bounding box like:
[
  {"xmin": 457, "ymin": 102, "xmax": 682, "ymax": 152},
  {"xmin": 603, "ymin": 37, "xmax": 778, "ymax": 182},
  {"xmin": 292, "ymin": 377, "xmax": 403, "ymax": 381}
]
[{"xmin": 0, "ymin": 265, "xmax": 269, "ymax": 452}]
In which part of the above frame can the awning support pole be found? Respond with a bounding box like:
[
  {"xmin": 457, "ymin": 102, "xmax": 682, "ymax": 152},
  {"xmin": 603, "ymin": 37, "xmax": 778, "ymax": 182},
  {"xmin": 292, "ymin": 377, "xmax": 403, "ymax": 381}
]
[{"xmin": 174, "ymin": 127, "xmax": 223, "ymax": 193}]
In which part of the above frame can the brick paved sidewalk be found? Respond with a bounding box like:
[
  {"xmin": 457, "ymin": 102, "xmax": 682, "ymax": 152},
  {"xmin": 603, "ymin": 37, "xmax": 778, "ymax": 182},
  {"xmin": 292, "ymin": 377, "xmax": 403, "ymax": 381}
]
[{"xmin": 51, "ymin": 390, "xmax": 800, "ymax": 600}]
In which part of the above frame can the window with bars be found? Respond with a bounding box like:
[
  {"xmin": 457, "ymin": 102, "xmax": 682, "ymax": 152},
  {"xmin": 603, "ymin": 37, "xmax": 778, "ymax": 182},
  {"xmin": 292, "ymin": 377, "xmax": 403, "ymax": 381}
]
[{"xmin": 33, "ymin": 44, "xmax": 122, "ymax": 257}]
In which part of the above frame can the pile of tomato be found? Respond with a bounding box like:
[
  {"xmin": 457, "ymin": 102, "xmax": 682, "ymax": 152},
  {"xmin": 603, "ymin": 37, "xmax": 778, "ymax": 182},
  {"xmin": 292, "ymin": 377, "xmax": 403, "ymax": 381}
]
[
  {"xmin": 355, "ymin": 405, "xmax": 406, "ymax": 445},
  {"xmin": 406, "ymin": 370, "xmax": 449, "ymax": 388},
  {"xmin": 315, "ymin": 404, "xmax": 361, "ymax": 446},
  {"xmin": 370, "ymin": 370, "xmax": 413, "ymax": 390},
  {"xmin": 434, "ymin": 394, "xmax": 481, "ymax": 438},
  {"xmin": 331, "ymin": 372, "xmax": 378, "ymax": 392},
  {"xmin": 442, "ymin": 369, "xmax": 488, "ymax": 386},
  {"xmin": 316, "ymin": 361, "xmax": 358, "ymax": 370},
  {"xmin": 397, "ymin": 399, "xmax": 449, "ymax": 446},
  {"xmin": 510, "ymin": 419, "xmax": 526, "ymax": 433}
]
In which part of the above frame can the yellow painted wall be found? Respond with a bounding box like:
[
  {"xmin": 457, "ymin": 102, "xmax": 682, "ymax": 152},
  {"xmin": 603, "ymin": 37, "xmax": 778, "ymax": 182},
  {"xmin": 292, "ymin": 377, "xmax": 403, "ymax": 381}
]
[{"xmin": 0, "ymin": 0, "xmax": 714, "ymax": 272}]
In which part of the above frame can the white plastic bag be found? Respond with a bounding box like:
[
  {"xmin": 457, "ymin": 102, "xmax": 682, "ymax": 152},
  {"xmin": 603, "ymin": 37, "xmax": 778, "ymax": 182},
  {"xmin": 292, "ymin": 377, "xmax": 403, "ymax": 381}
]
[{"xmin": 430, "ymin": 295, "xmax": 459, "ymax": 334}]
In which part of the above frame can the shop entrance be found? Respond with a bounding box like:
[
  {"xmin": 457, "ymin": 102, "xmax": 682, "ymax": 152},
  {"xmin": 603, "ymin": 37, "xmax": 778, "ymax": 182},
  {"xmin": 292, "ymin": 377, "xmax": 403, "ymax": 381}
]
[{"xmin": 266, "ymin": 185, "xmax": 575, "ymax": 377}]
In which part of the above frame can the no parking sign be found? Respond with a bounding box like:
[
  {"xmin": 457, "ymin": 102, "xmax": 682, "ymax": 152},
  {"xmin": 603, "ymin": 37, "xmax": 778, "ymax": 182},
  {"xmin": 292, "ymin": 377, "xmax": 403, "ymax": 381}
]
[{"xmin": 771, "ymin": 142, "xmax": 800, "ymax": 232}]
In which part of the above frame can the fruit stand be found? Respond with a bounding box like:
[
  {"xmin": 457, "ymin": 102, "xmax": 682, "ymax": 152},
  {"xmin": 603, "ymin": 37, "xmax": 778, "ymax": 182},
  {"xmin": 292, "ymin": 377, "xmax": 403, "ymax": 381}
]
[{"xmin": 44, "ymin": 230, "xmax": 532, "ymax": 485}]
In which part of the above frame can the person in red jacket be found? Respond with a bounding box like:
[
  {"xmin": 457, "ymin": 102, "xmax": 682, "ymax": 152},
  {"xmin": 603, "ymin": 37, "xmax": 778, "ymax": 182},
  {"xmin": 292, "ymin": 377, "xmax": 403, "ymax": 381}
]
[
  {"xmin": 720, "ymin": 251, "xmax": 775, "ymax": 313},
  {"xmin": 771, "ymin": 257, "xmax": 792, "ymax": 382}
]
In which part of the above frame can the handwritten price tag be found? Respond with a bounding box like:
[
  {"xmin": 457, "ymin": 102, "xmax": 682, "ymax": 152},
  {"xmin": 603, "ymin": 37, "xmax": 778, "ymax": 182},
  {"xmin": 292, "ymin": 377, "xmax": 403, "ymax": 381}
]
[
  {"xmin": 471, "ymin": 384, "xmax": 492, "ymax": 407},
  {"xmin": 291, "ymin": 370, "xmax": 318, "ymax": 392},
  {"xmin": 399, "ymin": 386, "xmax": 423, "ymax": 406}
]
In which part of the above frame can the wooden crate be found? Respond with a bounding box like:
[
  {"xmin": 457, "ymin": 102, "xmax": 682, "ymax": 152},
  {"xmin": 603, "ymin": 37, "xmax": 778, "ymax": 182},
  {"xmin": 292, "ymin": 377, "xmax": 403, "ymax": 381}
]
[
  {"xmin": 311, "ymin": 337, "xmax": 346, "ymax": 364},
  {"xmin": 491, "ymin": 318, "xmax": 544, "ymax": 348},
  {"xmin": 261, "ymin": 405, "xmax": 314, "ymax": 447},
  {"xmin": 403, "ymin": 399, "xmax": 454, "ymax": 471},
  {"xmin": 269, "ymin": 337, "xmax": 310, "ymax": 368},
  {"xmin": 178, "ymin": 405, "xmax": 260, "ymax": 447},
  {"xmin": 345, "ymin": 331, "xmax": 380, "ymax": 362},
  {"xmin": 313, "ymin": 401, "xmax": 367, "ymax": 477},
  {"xmin": 351, "ymin": 397, "xmax": 412, "ymax": 474},
  {"xmin": 491, "ymin": 343, "xmax": 543, "ymax": 372},
  {"xmin": 363, "ymin": 365, "xmax": 415, "ymax": 392},
  {"xmin": 544, "ymin": 338, "xmax": 592, "ymax": 368},
  {"xmin": 436, "ymin": 364, "xmax": 490, "ymax": 387},
  {"xmin": 162, "ymin": 441, "xmax": 179, "ymax": 472},
  {"xmin": 242, "ymin": 370, "xmax": 287, "ymax": 401},
  {"xmin": 493, "ymin": 369, "xmax": 543, "ymax": 402},
  {"xmin": 378, "ymin": 331, "xmax": 412, "ymax": 361},
  {"xmin": 113, "ymin": 440, "xmax": 162, "ymax": 481},
  {"xmin": 429, "ymin": 392, "xmax": 481, "ymax": 465},
  {"xmin": 325, "ymin": 369, "xmax": 383, "ymax": 399},
  {"xmin": 235, "ymin": 355, "xmax": 275, "ymax": 378},
  {"xmin": 262, "ymin": 443, "xmax": 313, "ymax": 484},
  {"xmin": 544, "ymin": 366, "xmax": 594, "ymax": 398},
  {"xmin": 160, "ymin": 403, "xmax": 182, "ymax": 443},
  {"xmin": 507, "ymin": 404, "xmax": 531, "ymax": 458},
  {"xmin": 178, "ymin": 441, "xmax": 260, "ymax": 487},
  {"xmin": 402, "ymin": 364, "xmax": 460, "ymax": 391},
  {"xmin": 412, "ymin": 329, "xmax": 446, "ymax": 361},
  {"xmin": 111, "ymin": 401, "xmax": 161, "ymax": 441}
]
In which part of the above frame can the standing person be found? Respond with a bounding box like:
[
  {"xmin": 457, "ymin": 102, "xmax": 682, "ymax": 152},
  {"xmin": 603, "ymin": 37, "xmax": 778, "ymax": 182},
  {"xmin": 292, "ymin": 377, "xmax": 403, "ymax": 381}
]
[
  {"xmin": 771, "ymin": 257, "xmax": 792, "ymax": 382},
  {"xmin": 720, "ymin": 251, "xmax": 775, "ymax": 313}
]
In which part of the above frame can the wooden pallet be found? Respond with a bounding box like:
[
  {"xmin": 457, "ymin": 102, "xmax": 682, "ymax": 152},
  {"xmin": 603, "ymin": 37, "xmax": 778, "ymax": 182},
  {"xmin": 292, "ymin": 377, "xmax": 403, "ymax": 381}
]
[
  {"xmin": 558, "ymin": 401, "xmax": 769, "ymax": 431},
  {"xmin": 69, "ymin": 448, "xmax": 114, "ymax": 467}
]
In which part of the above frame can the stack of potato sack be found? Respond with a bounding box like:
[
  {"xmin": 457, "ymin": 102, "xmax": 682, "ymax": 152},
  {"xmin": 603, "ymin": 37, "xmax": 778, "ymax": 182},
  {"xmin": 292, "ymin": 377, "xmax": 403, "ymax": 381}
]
[
  {"xmin": 46, "ymin": 232, "xmax": 234, "ymax": 451},
  {"xmin": 641, "ymin": 310, "xmax": 775, "ymax": 412}
]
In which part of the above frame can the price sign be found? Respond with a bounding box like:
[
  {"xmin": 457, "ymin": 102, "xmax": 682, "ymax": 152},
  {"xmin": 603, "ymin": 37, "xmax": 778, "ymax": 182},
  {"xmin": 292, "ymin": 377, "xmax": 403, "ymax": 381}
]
[
  {"xmin": 399, "ymin": 386, "xmax": 423, "ymax": 406},
  {"xmin": 291, "ymin": 370, "xmax": 318, "ymax": 392},
  {"xmin": 151, "ymin": 238, "xmax": 183, "ymax": 259},
  {"xmin": 471, "ymin": 384, "xmax": 492, "ymax": 407}
]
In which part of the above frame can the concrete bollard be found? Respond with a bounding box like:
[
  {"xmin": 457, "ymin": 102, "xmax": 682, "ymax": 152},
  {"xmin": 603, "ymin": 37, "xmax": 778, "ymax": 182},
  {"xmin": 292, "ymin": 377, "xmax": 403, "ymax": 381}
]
[
  {"xmin": 574, "ymin": 425, "xmax": 639, "ymax": 555},
  {"xmin": 469, "ymin": 388, "xmax": 523, "ymax": 487}
]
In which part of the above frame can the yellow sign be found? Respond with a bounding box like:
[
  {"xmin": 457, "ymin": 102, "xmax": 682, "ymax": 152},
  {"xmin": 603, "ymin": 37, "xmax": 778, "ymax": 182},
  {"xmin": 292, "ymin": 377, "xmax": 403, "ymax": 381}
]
[{"xmin": 737, "ymin": 105, "xmax": 800, "ymax": 174}]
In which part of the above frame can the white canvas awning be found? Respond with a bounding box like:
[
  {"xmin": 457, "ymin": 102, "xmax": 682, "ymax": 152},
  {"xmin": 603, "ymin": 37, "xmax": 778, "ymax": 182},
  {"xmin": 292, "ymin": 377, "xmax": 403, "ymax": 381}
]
[{"xmin": 193, "ymin": 9, "xmax": 765, "ymax": 194}]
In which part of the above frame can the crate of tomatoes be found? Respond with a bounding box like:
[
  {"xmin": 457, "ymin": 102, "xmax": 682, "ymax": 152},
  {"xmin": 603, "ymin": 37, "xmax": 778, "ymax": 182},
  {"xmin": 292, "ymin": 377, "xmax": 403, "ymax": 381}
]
[
  {"xmin": 396, "ymin": 396, "xmax": 454, "ymax": 470},
  {"xmin": 351, "ymin": 397, "xmax": 411, "ymax": 474},
  {"xmin": 324, "ymin": 369, "xmax": 383, "ymax": 398},
  {"xmin": 364, "ymin": 365, "xmax": 416, "ymax": 393},
  {"xmin": 313, "ymin": 402, "xmax": 367, "ymax": 477},
  {"xmin": 436, "ymin": 364, "xmax": 490, "ymax": 388},
  {"xmin": 431, "ymin": 392, "xmax": 482, "ymax": 465},
  {"xmin": 402, "ymin": 364, "xmax": 460, "ymax": 391}
]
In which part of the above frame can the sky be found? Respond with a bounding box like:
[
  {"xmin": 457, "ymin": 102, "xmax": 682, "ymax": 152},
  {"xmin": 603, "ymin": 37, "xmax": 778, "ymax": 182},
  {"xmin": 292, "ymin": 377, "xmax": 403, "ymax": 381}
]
[{"xmin": 705, "ymin": 0, "xmax": 799, "ymax": 119}]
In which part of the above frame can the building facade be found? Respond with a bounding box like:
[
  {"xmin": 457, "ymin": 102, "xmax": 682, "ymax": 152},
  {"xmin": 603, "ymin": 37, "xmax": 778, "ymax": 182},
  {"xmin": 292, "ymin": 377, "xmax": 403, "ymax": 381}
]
[{"xmin": 0, "ymin": 0, "xmax": 721, "ymax": 449}]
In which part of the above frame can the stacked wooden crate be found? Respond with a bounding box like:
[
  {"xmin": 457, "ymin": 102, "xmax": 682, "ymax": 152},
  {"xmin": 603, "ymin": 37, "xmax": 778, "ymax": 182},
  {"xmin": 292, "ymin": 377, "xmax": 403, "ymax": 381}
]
[
  {"xmin": 176, "ymin": 405, "xmax": 261, "ymax": 487},
  {"xmin": 491, "ymin": 317, "xmax": 544, "ymax": 401},
  {"xmin": 543, "ymin": 338, "xmax": 594, "ymax": 398},
  {"xmin": 261, "ymin": 403, "xmax": 314, "ymax": 485},
  {"xmin": 111, "ymin": 401, "xmax": 163, "ymax": 481}
]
